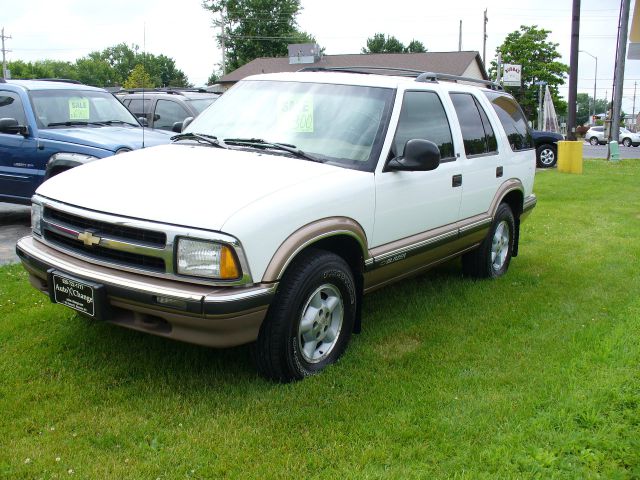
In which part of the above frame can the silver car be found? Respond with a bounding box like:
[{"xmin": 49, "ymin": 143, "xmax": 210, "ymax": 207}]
[{"xmin": 586, "ymin": 126, "xmax": 640, "ymax": 147}]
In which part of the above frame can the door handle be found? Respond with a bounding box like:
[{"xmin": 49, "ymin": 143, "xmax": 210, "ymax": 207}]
[
  {"xmin": 452, "ymin": 174, "xmax": 462, "ymax": 187},
  {"xmin": 496, "ymin": 166, "xmax": 503, "ymax": 178}
]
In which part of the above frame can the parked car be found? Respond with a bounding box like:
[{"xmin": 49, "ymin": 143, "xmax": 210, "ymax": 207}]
[
  {"xmin": 585, "ymin": 126, "xmax": 640, "ymax": 147},
  {"xmin": 531, "ymin": 130, "xmax": 564, "ymax": 168},
  {"xmin": 117, "ymin": 89, "xmax": 220, "ymax": 132},
  {"xmin": 17, "ymin": 69, "xmax": 537, "ymax": 382},
  {"xmin": 0, "ymin": 78, "xmax": 172, "ymax": 205}
]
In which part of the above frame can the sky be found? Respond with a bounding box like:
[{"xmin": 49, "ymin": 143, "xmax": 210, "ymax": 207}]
[{"xmin": 2, "ymin": 0, "xmax": 639, "ymax": 115}]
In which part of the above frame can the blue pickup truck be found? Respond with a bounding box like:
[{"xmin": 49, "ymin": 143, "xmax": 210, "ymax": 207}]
[{"xmin": 0, "ymin": 78, "xmax": 171, "ymax": 205}]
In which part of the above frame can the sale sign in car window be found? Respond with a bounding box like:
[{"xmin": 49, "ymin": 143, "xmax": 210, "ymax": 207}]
[
  {"xmin": 69, "ymin": 97, "xmax": 90, "ymax": 120},
  {"xmin": 277, "ymin": 94, "xmax": 313, "ymax": 133}
]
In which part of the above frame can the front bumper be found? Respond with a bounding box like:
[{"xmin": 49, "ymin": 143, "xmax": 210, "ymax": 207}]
[{"xmin": 16, "ymin": 236, "xmax": 276, "ymax": 347}]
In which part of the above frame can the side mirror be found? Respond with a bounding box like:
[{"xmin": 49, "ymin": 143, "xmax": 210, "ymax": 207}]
[
  {"xmin": 182, "ymin": 116, "xmax": 194, "ymax": 132},
  {"xmin": 138, "ymin": 117, "xmax": 148, "ymax": 127},
  {"xmin": 387, "ymin": 139, "xmax": 441, "ymax": 172},
  {"xmin": 153, "ymin": 114, "xmax": 161, "ymax": 122},
  {"xmin": 0, "ymin": 117, "xmax": 29, "ymax": 136},
  {"xmin": 172, "ymin": 121, "xmax": 183, "ymax": 133}
]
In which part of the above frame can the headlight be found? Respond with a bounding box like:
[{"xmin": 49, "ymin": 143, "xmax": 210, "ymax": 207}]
[
  {"xmin": 31, "ymin": 202, "xmax": 43, "ymax": 235},
  {"xmin": 176, "ymin": 238, "xmax": 240, "ymax": 279}
]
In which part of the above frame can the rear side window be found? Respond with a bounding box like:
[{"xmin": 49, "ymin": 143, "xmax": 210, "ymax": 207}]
[
  {"xmin": 484, "ymin": 91, "xmax": 533, "ymax": 151},
  {"xmin": 450, "ymin": 93, "xmax": 497, "ymax": 156},
  {"xmin": 392, "ymin": 91, "xmax": 454, "ymax": 160},
  {"xmin": 127, "ymin": 98, "xmax": 151, "ymax": 116}
]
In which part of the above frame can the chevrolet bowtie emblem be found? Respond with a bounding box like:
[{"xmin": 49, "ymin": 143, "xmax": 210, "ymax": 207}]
[{"xmin": 77, "ymin": 231, "xmax": 101, "ymax": 247}]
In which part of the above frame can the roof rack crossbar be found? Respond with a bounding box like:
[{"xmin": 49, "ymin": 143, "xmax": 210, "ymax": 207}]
[
  {"xmin": 116, "ymin": 87, "xmax": 211, "ymax": 95},
  {"xmin": 298, "ymin": 66, "xmax": 426, "ymax": 77},
  {"xmin": 416, "ymin": 72, "xmax": 503, "ymax": 90}
]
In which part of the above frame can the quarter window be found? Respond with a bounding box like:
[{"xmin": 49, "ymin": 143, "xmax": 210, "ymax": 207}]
[
  {"xmin": 392, "ymin": 91, "xmax": 454, "ymax": 160},
  {"xmin": 484, "ymin": 91, "xmax": 533, "ymax": 151},
  {"xmin": 450, "ymin": 93, "xmax": 496, "ymax": 156}
]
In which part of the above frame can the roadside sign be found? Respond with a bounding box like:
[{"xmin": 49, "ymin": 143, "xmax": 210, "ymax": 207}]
[{"xmin": 503, "ymin": 64, "xmax": 522, "ymax": 87}]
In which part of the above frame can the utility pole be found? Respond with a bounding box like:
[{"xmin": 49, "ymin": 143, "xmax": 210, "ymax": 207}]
[
  {"xmin": 214, "ymin": 7, "xmax": 227, "ymax": 75},
  {"xmin": 483, "ymin": 9, "xmax": 488, "ymax": 65},
  {"xmin": 458, "ymin": 20, "xmax": 462, "ymax": 51},
  {"xmin": 633, "ymin": 81, "xmax": 637, "ymax": 130},
  {"xmin": 566, "ymin": 0, "xmax": 580, "ymax": 141},
  {"xmin": 610, "ymin": 0, "xmax": 630, "ymax": 150},
  {"xmin": 1, "ymin": 27, "xmax": 11, "ymax": 79},
  {"xmin": 496, "ymin": 52, "xmax": 502, "ymax": 84}
]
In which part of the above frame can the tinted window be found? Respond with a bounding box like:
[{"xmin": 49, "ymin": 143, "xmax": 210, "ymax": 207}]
[
  {"xmin": 484, "ymin": 91, "xmax": 533, "ymax": 151},
  {"xmin": 450, "ymin": 93, "xmax": 496, "ymax": 156},
  {"xmin": 154, "ymin": 100, "xmax": 190, "ymax": 130},
  {"xmin": 392, "ymin": 91, "xmax": 454, "ymax": 160},
  {"xmin": 0, "ymin": 91, "xmax": 27, "ymax": 125},
  {"xmin": 128, "ymin": 98, "xmax": 152, "ymax": 116}
]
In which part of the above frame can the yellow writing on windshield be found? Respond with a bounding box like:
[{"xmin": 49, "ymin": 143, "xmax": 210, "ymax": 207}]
[
  {"xmin": 69, "ymin": 97, "xmax": 90, "ymax": 120},
  {"xmin": 277, "ymin": 94, "xmax": 313, "ymax": 133}
]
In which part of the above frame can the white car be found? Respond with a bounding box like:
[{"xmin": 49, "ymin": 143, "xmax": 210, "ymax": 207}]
[
  {"xmin": 586, "ymin": 126, "xmax": 640, "ymax": 147},
  {"xmin": 17, "ymin": 70, "xmax": 537, "ymax": 382}
]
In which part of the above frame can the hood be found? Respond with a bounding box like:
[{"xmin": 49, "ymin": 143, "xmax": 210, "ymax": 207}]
[
  {"xmin": 36, "ymin": 143, "xmax": 352, "ymax": 231},
  {"xmin": 38, "ymin": 126, "xmax": 172, "ymax": 152}
]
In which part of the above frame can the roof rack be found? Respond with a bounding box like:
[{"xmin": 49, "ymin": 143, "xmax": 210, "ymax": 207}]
[
  {"xmin": 416, "ymin": 72, "xmax": 502, "ymax": 90},
  {"xmin": 297, "ymin": 66, "xmax": 503, "ymax": 90},
  {"xmin": 31, "ymin": 78, "xmax": 83, "ymax": 84},
  {"xmin": 117, "ymin": 87, "xmax": 211, "ymax": 95}
]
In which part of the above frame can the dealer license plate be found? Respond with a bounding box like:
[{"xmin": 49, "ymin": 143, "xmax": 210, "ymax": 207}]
[{"xmin": 51, "ymin": 273, "xmax": 97, "ymax": 317}]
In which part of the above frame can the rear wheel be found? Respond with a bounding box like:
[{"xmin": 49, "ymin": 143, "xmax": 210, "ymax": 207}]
[
  {"xmin": 255, "ymin": 249, "xmax": 356, "ymax": 382},
  {"xmin": 622, "ymin": 137, "xmax": 632, "ymax": 147},
  {"xmin": 589, "ymin": 137, "xmax": 599, "ymax": 146},
  {"xmin": 463, "ymin": 203, "xmax": 515, "ymax": 279},
  {"xmin": 536, "ymin": 144, "xmax": 557, "ymax": 168}
]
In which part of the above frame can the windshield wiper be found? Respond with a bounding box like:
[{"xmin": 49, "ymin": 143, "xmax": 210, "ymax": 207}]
[
  {"xmin": 91, "ymin": 120, "xmax": 139, "ymax": 127},
  {"xmin": 223, "ymin": 138, "xmax": 323, "ymax": 163},
  {"xmin": 171, "ymin": 132, "xmax": 227, "ymax": 148},
  {"xmin": 47, "ymin": 121, "xmax": 89, "ymax": 127}
]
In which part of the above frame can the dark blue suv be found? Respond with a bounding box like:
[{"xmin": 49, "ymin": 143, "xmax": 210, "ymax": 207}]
[{"xmin": 0, "ymin": 79, "xmax": 171, "ymax": 205}]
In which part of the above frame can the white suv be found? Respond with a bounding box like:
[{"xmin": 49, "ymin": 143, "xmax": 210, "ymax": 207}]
[
  {"xmin": 586, "ymin": 126, "xmax": 640, "ymax": 147},
  {"xmin": 17, "ymin": 69, "xmax": 537, "ymax": 382}
]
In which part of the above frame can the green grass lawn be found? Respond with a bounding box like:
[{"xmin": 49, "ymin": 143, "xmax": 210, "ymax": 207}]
[{"xmin": 1, "ymin": 159, "xmax": 639, "ymax": 479}]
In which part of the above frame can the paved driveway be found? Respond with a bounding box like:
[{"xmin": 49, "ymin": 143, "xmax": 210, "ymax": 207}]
[
  {"xmin": 583, "ymin": 143, "xmax": 640, "ymax": 159},
  {"xmin": 0, "ymin": 203, "xmax": 31, "ymax": 265}
]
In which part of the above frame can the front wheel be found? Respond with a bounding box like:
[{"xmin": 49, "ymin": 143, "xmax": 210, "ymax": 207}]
[
  {"xmin": 536, "ymin": 144, "xmax": 557, "ymax": 168},
  {"xmin": 589, "ymin": 137, "xmax": 599, "ymax": 146},
  {"xmin": 622, "ymin": 138, "xmax": 632, "ymax": 147},
  {"xmin": 255, "ymin": 249, "xmax": 356, "ymax": 382},
  {"xmin": 463, "ymin": 203, "xmax": 515, "ymax": 279}
]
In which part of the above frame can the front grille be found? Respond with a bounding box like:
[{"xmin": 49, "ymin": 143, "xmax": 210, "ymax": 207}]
[
  {"xmin": 45, "ymin": 230, "xmax": 166, "ymax": 272},
  {"xmin": 44, "ymin": 207, "xmax": 166, "ymax": 247}
]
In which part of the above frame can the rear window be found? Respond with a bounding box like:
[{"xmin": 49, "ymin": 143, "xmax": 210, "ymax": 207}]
[{"xmin": 484, "ymin": 91, "xmax": 533, "ymax": 151}]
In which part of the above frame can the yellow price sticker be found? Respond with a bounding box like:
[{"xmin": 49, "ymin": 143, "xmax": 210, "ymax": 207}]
[
  {"xmin": 69, "ymin": 97, "xmax": 90, "ymax": 120},
  {"xmin": 277, "ymin": 95, "xmax": 313, "ymax": 133}
]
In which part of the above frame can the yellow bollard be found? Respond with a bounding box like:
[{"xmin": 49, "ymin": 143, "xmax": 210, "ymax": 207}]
[{"xmin": 557, "ymin": 140, "xmax": 583, "ymax": 174}]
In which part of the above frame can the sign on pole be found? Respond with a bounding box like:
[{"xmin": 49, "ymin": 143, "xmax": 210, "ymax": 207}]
[{"xmin": 502, "ymin": 64, "xmax": 522, "ymax": 87}]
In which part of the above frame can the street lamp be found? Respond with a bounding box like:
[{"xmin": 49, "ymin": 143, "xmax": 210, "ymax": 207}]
[{"xmin": 579, "ymin": 50, "xmax": 598, "ymax": 124}]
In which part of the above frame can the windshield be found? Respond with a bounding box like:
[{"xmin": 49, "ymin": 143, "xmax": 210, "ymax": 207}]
[
  {"xmin": 29, "ymin": 89, "xmax": 139, "ymax": 129},
  {"xmin": 186, "ymin": 80, "xmax": 394, "ymax": 170},
  {"xmin": 187, "ymin": 97, "xmax": 218, "ymax": 114}
]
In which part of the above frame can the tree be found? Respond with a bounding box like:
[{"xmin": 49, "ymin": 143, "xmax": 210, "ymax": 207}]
[
  {"xmin": 362, "ymin": 33, "xmax": 427, "ymax": 54},
  {"xmin": 203, "ymin": 0, "xmax": 316, "ymax": 72},
  {"xmin": 207, "ymin": 71, "xmax": 220, "ymax": 85},
  {"xmin": 123, "ymin": 64, "xmax": 156, "ymax": 89},
  {"xmin": 489, "ymin": 25, "xmax": 569, "ymax": 124}
]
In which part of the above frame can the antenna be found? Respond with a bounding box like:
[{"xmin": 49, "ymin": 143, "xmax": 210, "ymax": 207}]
[{"xmin": 142, "ymin": 23, "xmax": 146, "ymax": 149}]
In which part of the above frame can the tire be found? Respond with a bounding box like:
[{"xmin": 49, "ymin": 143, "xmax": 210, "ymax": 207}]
[
  {"xmin": 536, "ymin": 143, "xmax": 557, "ymax": 168},
  {"xmin": 255, "ymin": 249, "xmax": 356, "ymax": 382},
  {"xmin": 589, "ymin": 137, "xmax": 599, "ymax": 146},
  {"xmin": 462, "ymin": 203, "xmax": 515, "ymax": 279},
  {"xmin": 622, "ymin": 137, "xmax": 632, "ymax": 147}
]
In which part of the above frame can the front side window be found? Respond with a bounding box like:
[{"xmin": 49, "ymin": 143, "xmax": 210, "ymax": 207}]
[
  {"xmin": 29, "ymin": 89, "xmax": 138, "ymax": 128},
  {"xmin": 154, "ymin": 100, "xmax": 189, "ymax": 130},
  {"xmin": 392, "ymin": 90, "xmax": 454, "ymax": 160},
  {"xmin": 0, "ymin": 91, "xmax": 27, "ymax": 126},
  {"xmin": 484, "ymin": 91, "xmax": 533, "ymax": 151},
  {"xmin": 450, "ymin": 93, "xmax": 497, "ymax": 156},
  {"xmin": 186, "ymin": 80, "xmax": 395, "ymax": 171}
]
